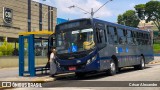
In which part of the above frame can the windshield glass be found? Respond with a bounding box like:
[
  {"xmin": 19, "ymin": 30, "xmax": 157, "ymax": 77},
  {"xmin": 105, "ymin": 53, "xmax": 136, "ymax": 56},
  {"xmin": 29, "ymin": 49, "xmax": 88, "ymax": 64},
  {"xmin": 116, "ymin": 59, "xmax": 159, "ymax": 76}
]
[{"xmin": 56, "ymin": 28, "xmax": 95, "ymax": 54}]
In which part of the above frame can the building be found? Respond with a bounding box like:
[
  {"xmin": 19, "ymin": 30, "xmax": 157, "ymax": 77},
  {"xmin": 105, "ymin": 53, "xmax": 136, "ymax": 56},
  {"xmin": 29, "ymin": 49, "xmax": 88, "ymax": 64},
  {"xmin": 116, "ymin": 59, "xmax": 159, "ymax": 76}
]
[
  {"xmin": 0, "ymin": 0, "xmax": 57, "ymax": 42},
  {"xmin": 138, "ymin": 20, "xmax": 158, "ymax": 31}
]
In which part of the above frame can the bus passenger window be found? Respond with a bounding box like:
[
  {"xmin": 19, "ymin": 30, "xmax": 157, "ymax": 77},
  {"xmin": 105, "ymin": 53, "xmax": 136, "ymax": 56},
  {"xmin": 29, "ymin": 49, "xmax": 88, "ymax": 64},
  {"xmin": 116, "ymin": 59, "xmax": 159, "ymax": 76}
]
[
  {"xmin": 127, "ymin": 30, "xmax": 133, "ymax": 45},
  {"xmin": 108, "ymin": 26, "xmax": 118, "ymax": 44},
  {"xmin": 117, "ymin": 28, "xmax": 126, "ymax": 44},
  {"xmin": 132, "ymin": 31, "xmax": 137, "ymax": 45}
]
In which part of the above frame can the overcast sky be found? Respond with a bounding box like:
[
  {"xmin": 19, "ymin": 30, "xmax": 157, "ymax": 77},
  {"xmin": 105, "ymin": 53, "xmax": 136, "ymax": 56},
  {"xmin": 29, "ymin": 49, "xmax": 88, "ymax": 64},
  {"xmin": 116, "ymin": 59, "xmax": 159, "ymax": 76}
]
[{"xmin": 32, "ymin": 0, "xmax": 153, "ymax": 23}]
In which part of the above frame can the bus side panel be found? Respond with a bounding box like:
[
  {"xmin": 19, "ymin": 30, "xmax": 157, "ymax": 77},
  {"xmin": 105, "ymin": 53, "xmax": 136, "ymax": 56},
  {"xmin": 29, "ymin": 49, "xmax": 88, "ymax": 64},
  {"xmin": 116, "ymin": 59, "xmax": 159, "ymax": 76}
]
[
  {"xmin": 143, "ymin": 45, "xmax": 154, "ymax": 64},
  {"xmin": 125, "ymin": 45, "xmax": 140, "ymax": 66},
  {"xmin": 99, "ymin": 46, "xmax": 111, "ymax": 71}
]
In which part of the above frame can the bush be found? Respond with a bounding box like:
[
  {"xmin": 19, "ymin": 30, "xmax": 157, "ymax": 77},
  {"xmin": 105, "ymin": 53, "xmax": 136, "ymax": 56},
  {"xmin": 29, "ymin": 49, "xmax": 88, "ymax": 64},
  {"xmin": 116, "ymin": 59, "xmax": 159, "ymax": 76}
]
[
  {"xmin": 0, "ymin": 40, "xmax": 14, "ymax": 56},
  {"xmin": 153, "ymin": 44, "xmax": 160, "ymax": 54},
  {"xmin": 0, "ymin": 51, "xmax": 3, "ymax": 56}
]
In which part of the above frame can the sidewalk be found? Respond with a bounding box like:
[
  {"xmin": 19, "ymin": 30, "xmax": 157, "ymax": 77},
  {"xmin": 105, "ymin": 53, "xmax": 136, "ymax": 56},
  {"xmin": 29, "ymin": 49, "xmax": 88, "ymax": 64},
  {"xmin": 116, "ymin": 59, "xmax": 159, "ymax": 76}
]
[
  {"xmin": 0, "ymin": 67, "xmax": 55, "ymax": 82},
  {"xmin": 0, "ymin": 67, "xmax": 74, "ymax": 82},
  {"xmin": 148, "ymin": 56, "xmax": 160, "ymax": 64}
]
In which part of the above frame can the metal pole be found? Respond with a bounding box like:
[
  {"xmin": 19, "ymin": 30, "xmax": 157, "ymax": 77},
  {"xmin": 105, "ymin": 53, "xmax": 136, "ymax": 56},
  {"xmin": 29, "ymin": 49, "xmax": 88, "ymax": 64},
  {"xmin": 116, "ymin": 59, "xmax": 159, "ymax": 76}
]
[
  {"xmin": 91, "ymin": 8, "xmax": 94, "ymax": 19},
  {"xmin": 68, "ymin": 0, "xmax": 113, "ymax": 19}
]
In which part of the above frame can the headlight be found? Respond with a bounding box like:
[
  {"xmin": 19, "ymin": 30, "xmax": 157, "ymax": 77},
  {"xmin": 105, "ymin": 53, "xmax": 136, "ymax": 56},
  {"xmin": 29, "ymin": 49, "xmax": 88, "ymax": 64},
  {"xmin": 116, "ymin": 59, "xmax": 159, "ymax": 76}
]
[
  {"xmin": 86, "ymin": 55, "xmax": 97, "ymax": 65},
  {"xmin": 92, "ymin": 55, "xmax": 97, "ymax": 61},
  {"xmin": 87, "ymin": 59, "xmax": 92, "ymax": 65}
]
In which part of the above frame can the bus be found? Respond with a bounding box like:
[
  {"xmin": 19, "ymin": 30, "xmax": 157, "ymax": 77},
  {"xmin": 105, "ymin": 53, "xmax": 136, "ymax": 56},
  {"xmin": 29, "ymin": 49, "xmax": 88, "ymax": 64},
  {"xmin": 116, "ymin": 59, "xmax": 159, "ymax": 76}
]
[{"xmin": 49, "ymin": 18, "xmax": 154, "ymax": 77}]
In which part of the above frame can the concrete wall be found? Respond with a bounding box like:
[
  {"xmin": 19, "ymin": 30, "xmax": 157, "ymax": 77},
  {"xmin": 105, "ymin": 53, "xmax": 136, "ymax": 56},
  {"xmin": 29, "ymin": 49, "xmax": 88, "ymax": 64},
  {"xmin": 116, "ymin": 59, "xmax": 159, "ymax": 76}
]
[{"xmin": 0, "ymin": 56, "xmax": 48, "ymax": 68}]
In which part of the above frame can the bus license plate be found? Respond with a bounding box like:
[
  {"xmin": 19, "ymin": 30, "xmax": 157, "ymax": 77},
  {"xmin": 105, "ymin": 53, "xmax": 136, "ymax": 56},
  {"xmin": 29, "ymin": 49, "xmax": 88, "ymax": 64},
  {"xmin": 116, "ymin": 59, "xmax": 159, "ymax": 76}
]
[{"xmin": 69, "ymin": 66, "xmax": 76, "ymax": 70}]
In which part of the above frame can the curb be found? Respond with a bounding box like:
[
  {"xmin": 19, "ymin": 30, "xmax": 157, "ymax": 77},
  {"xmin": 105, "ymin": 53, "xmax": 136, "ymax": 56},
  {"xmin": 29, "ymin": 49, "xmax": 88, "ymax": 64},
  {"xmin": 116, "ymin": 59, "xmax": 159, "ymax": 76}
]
[{"xmin": 148, "ymin": 60, "xmax": 160, "ymax": 64}]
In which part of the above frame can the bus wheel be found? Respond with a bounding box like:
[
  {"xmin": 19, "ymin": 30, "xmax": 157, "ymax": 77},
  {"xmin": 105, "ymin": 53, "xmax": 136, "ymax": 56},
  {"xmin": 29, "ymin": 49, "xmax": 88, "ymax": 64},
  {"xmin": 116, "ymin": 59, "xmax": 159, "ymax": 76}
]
[
  {"xmin": 107, "ymin": 60, "xmax": 116, "ymax": 76},
  {"xmin": 134, "ymin": 56, "xmax": 145, "ymax": 70},
  {"xmin": 75, "ymin": 72, "xmax": 85, "ymax": 78}
]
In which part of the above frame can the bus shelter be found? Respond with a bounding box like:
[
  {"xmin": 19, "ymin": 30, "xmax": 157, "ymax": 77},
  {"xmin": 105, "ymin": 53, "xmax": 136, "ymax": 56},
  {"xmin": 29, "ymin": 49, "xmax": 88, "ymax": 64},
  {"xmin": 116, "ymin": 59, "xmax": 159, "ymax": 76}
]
[{"xmin": 18, "ymin": 30, "xmax": 54, "ymax": 77}]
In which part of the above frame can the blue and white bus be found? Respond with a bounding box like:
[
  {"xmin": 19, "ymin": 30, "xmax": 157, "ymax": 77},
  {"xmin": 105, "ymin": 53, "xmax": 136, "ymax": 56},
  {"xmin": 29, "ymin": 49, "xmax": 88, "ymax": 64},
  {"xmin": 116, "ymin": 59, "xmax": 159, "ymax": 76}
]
[{"xmin": 49, "ymin": 18, "xmax": 154, "ymax": 77}]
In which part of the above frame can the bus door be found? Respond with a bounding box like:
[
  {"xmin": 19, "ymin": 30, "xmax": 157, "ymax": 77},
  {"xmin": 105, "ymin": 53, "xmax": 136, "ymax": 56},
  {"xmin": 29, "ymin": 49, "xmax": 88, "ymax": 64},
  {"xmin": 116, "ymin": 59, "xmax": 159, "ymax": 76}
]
[
  {"xmin": 48, "ymin": 34, "xmax": 55, "ymax": 51},
  {"xmin": 95, "ymin": 23, "xmax": 108, "ymax": 70}
]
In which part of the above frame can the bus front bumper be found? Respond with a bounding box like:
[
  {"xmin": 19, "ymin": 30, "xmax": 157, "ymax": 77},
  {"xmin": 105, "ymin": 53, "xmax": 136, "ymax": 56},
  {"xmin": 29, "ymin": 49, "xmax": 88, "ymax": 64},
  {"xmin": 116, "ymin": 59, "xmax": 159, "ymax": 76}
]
[{"xmin": 56, "ymin": 60, "xmax": 100, "ymax": 73}]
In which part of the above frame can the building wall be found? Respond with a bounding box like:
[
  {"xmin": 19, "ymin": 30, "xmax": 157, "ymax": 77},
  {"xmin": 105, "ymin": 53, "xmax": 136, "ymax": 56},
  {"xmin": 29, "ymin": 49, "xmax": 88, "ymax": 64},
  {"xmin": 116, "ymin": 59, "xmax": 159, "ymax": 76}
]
[
  {"xmin": 0, "ymin": 0, "xmax": 57, "ymax": 39},
  {"xmin": 138, "ymin": 20, "xmax": 158, "ymax": 31}
]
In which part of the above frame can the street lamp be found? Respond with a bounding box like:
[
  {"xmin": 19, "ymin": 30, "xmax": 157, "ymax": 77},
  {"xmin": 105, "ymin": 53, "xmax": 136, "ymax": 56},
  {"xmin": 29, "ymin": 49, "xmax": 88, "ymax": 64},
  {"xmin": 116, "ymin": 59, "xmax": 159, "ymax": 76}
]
[{"xmin": 68, "ymin": 0, "xmax": 113, "ymax": 19}]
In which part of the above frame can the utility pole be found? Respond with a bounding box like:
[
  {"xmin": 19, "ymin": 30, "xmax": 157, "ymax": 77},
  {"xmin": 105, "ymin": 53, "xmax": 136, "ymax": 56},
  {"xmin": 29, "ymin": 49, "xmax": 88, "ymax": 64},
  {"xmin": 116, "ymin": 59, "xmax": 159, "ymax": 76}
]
[{"xmin": 68, "ymin": 0, "xmax": 113, "ymax": 19}]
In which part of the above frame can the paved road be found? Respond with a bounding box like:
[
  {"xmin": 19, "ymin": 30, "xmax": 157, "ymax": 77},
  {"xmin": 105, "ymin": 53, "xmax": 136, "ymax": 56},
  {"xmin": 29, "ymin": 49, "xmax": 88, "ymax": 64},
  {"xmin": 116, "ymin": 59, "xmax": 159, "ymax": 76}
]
[{"xmin": 42, "ymin": 64, "xmax": 160, "ymax": 90}]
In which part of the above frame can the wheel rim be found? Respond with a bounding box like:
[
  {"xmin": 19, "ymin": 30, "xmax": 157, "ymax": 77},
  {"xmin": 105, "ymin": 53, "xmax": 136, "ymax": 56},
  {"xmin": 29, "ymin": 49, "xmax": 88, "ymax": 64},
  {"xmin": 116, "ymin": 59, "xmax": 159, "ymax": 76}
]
[
  {"xmin": 111, "ymin": 62, "xmax": 116, "ymax": 72},
  {"xmin": 141, "ymin": 58, "xmax": 145, "ymax": 67}
]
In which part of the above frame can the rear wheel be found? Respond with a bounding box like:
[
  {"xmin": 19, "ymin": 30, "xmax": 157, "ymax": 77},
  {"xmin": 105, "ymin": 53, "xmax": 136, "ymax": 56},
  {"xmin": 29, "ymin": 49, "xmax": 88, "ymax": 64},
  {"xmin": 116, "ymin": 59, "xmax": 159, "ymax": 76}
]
[
  {"xmin": 134, "ymin": 56, "xmax": 145, "ymax": 70},
  {"xmin": 106, "ymin": 60, "xmax": 116, "ymax": 76}
]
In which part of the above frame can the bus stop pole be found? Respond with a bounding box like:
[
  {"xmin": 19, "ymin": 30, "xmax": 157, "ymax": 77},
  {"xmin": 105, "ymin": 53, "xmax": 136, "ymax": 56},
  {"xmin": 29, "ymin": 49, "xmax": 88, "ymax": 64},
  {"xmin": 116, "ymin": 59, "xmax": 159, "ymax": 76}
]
[
  {"xmin": 28, "ymin": 34, "xmax": 35, "ymax": 76},
  {"xmin": 19, "ymin": 35, "xmax": 24, "ymax": 76}
]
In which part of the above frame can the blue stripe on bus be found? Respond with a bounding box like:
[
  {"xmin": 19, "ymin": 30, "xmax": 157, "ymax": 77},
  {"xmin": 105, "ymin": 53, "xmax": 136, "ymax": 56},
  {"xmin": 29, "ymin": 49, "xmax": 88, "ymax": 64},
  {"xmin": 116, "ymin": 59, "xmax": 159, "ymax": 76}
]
[{"xmin": 99, "ymin": 55, "xmax": 154, "ymax": 60}]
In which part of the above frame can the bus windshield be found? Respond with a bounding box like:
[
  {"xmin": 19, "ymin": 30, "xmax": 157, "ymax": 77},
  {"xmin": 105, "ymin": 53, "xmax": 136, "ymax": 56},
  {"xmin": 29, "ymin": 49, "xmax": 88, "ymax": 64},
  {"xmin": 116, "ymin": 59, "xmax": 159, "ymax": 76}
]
[{"xmin": 56, "ymin": 28, "xmax": 95, "ymax": 54}]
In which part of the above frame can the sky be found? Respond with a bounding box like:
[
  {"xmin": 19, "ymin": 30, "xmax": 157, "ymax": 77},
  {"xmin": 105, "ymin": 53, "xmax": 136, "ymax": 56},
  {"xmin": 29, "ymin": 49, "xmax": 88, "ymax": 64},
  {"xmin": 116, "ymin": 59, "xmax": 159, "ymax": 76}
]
[{"xmin": 32, "ymin": 0, "xmax": 154, "ymax": 23}]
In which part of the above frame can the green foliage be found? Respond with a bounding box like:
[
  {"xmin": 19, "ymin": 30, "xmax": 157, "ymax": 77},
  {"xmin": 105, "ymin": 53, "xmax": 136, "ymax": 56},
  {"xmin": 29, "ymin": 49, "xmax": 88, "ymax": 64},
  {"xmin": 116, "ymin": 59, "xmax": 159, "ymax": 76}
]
[
  {"xmin": 0, "ymin": 40, "xmax": 14, "ymax": 56},
  {"xmin": 134, "ymin": 4, "xmax": 145, "ymax": 20},
  {"xmin": 0, "ymin": 51, "xmax": 3, "ymax": 56},
  {"xmin": 135, "ymin": 1, "xmax": 160, "ymax": 31},
  {"xmin": 153, "ymin": 44, "xmax": 160, "ymax": 53},
  {"xmin": 117, "ymin": 14, "xmax": 124, "ymax": 25},
  {"xmin": 117, "ymin": 10, "xmax": 140, "ymax": 27}
]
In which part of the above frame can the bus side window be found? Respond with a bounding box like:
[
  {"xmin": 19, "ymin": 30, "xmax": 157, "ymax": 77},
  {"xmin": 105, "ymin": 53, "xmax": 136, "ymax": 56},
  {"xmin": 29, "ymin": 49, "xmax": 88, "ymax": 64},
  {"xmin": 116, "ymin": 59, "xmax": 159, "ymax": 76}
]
[
  {"xmin": 148, "ymin": 33, "xmax": 151, "ymax": 45},
  {"xmin": 131, "ymin": 31, "xmax": 136, "ymax": 45},
  {"xmin": 96, "ymin": 28, "xmax": 105, "ymax": 43},
  {"xmin": 127, "ymin": 30, "xmax": 133, "ymax": 45},
  {"xmin": 117, "ymin": 28, "xmax": 126, "ymax": 44},
  {"xmin": 108, "ymin": 26, "xmax": 118, "ymax": 44},
  {"xmin": 136, "ymin": 32, "xmax": 140, "ymax": 45}
]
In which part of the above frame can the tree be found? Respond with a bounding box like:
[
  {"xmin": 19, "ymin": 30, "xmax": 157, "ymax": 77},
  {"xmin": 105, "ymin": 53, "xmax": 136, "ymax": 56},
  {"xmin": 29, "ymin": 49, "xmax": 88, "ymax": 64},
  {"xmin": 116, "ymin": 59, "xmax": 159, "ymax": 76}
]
[
  {"xmin": 134, "ymin": 4, "xmax": 145, "ymax": 20},
  {"xmin": 117, "ymin": 10, "xmax": 140, "ymax": 27},
  {"xmin": 117, "ymin": 14, "xmax": 124, "ymax": 25},
  {"xmin": 135, "ymin": 1, "xmax": 160, "ymax": 31}
]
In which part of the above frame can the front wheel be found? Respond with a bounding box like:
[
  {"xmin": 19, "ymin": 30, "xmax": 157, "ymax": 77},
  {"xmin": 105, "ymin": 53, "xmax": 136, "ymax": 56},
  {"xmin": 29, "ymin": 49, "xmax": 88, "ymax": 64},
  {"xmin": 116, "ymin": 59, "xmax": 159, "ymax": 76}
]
[
  {"xmin": 106, "ymin": 60, "xmax": 116, "ymax": 76},
  {"xmin": 134, "ymin": 56, "xmax": 145, "ymax": 70}
]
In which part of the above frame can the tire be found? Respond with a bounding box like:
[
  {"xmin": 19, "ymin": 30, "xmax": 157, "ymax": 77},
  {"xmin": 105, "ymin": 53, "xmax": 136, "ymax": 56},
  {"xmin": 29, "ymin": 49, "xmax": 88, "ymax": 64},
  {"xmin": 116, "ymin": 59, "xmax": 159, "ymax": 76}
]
[
  {"xmin": 75, "ymin": 72, "xmax": 86, "ymax": 78},
  {"xmin": 134, "ymin": 56, "xmax": 145, "ymax": 70},
  {"xmin": 106, "ymin": 60, "xmax": 116, "ymax": 76}
]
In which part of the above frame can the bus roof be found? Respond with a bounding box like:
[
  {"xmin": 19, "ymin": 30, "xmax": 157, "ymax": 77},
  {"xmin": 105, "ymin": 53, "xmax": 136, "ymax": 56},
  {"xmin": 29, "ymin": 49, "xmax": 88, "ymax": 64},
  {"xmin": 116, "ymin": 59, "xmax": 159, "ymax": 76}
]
[{"xmin": 93, "ymin": 18, "xmax": 150, "ymax": 33}]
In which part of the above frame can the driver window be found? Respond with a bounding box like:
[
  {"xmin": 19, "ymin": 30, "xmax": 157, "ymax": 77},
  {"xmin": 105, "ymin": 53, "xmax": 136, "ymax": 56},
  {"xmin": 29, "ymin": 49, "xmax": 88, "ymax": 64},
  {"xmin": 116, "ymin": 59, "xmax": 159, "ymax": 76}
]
[{"xmin": 96, "ymin": 27, "xmax": 105, "ymax": 44}]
